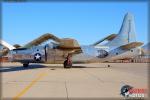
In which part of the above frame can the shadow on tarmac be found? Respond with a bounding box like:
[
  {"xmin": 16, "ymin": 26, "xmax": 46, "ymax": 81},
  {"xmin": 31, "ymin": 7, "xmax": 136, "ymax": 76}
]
[
  {"xmin": 0, "ymin": 64, "xmax": 110, "ymax": 72},
  {"xmin": 47, "ymin": 66, "xmax": 109, "ymax": 69},
  {"xmin": 72, "ymin": 66, "xmax": 109, "ymax": 68},
  {"xmin": 0, "ymin": 64, "xmax": 47, "ymax": 73}
]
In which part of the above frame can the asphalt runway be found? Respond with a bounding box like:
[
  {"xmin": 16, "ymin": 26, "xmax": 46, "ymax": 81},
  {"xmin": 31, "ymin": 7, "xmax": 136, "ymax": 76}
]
[{"xmin": 0, "ymin": 62, "xmax": 149, "ymax": 100}]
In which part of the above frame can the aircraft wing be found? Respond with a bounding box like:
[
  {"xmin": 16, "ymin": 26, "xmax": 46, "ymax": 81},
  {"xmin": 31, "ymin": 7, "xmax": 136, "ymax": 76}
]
[
  {"xmin": 120, "ymin": 42, "xmax": 143, "ymax": 50},
  {"xmin": 23, "ymin": 33, "xmax": 61, "ymax": 48}
]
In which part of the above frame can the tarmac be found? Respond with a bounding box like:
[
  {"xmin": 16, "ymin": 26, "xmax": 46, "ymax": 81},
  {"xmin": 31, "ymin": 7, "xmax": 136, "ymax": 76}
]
[{"xmin": 0, "ymin": 62, "xmax": 149, "ymax": 100}]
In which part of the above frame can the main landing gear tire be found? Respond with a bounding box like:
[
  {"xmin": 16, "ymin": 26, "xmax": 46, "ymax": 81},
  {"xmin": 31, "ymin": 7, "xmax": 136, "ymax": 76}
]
[
  {"xmin": 64, "ymin": 60, "xmax": 72, "ymax": 68},
  {"xmin": 23, "ymin": 63, "xmax": 29, "ymax": 67}
]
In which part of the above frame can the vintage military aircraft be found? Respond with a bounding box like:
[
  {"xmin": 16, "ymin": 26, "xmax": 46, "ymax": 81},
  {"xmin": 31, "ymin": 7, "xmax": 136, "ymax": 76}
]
[{"xmin": 0, "ymin": 12, "xmax": 143, "ymax": 68}]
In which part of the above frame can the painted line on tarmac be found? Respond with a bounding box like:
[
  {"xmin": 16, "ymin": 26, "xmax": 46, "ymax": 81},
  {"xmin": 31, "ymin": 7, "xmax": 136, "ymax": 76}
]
[{"xmin": 12, "ymin": 71, "xmax": 48, "ymax": 100}]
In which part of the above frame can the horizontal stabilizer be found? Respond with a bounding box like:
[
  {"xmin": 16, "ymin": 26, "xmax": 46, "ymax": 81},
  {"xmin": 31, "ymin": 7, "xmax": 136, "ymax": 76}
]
[
  {"xmin": 92, "ymin": 34, "xmax": 117, "ymax": 46},
  {"xmin": 120, "ymin": 42, "xmax": 143, "ymax": 50}
]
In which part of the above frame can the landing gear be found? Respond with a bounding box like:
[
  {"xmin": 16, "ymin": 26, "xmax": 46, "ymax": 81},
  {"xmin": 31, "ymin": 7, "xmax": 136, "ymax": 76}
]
[
  {"xmin": 23, "ymin": 63, "xmax": 29, "ymax": 67},
  {"xmin": 64, "ymin": 54, "xmax": 72, "ymax": 68},
  {"xmin": 64, "ymin": 60, "xmax": 72, "ymax": 68}
]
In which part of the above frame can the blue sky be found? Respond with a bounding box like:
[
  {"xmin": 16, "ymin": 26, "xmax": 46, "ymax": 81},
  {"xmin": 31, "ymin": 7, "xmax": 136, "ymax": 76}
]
[{"xmin": 2, "ymin": 2, "xmax": 148, "ymax": 46}]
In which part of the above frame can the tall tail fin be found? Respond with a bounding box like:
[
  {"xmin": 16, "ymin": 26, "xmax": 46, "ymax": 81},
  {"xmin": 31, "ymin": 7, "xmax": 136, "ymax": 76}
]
[{"xmin": 105, "ymin": 12, "xmax": 137, "ymax": 47}]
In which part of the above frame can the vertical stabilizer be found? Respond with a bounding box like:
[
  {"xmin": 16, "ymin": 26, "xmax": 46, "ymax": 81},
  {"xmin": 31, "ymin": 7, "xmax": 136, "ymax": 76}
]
[{"xmin": 105, "ymin": 12, "xmax": 137, "ymax": 47}]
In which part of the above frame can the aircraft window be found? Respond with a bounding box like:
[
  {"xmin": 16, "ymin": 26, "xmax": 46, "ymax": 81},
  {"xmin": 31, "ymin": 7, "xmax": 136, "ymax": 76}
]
[
  {"xmin": 97, "ymin": 50, "xmax": 108, "ymax": 58},
  {"xmin": 116, "ymin": 52, "xmax": 118, "ymax": 55}
]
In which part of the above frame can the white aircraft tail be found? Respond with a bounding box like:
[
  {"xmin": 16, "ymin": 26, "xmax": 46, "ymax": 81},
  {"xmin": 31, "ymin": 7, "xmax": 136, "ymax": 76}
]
[
  {"xmin": 0, "ymin": 39, "xmax": 15, "ymax": 50},
  {"xmin": 105, "ymin": 12, "xmax": 137, "ymax": 47}
]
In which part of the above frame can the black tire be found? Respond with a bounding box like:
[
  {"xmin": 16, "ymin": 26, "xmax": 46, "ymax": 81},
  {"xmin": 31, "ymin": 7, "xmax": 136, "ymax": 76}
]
[
  {"xmin": 64, "ymin": 60, "xmax": 68, "ymax": 68},
  {"xmin": 63, "ymin": 60, "xmax": 72, "ymax": 68},
  {"xmin": 23, "ymin": 63, "xmax": 29, "ymax": 67}
]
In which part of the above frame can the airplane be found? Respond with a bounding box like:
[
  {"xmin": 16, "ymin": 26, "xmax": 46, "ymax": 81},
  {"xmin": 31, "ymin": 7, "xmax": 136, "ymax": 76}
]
[{"xmin": 0, "ymin": 12, "xmax": 143, "ymax": 68}]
